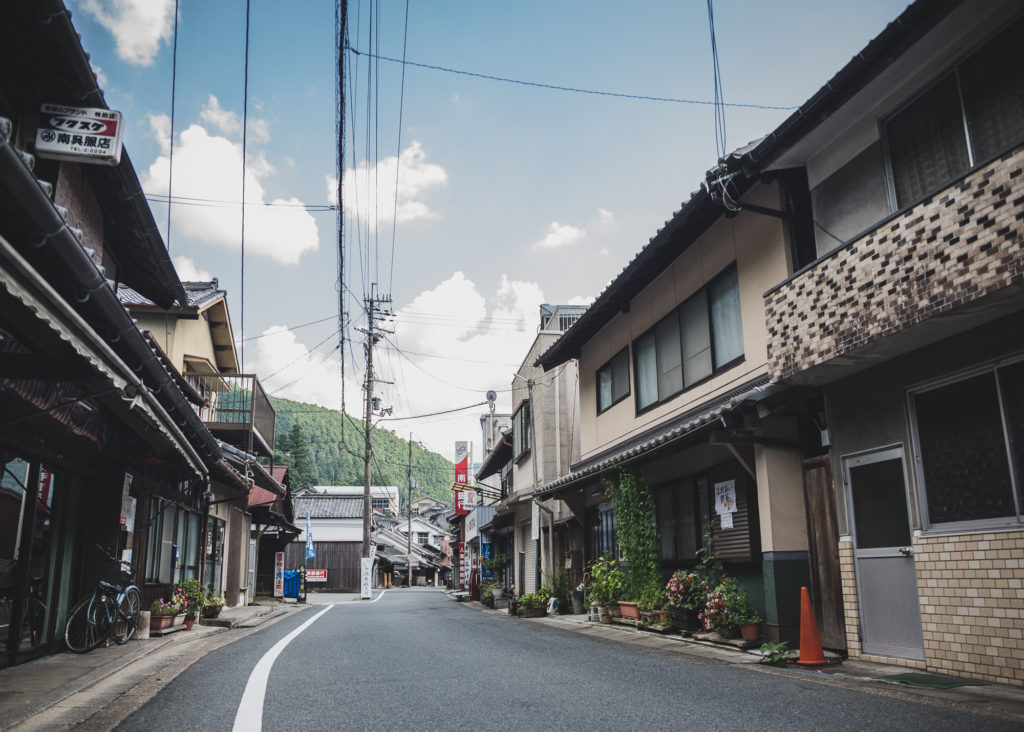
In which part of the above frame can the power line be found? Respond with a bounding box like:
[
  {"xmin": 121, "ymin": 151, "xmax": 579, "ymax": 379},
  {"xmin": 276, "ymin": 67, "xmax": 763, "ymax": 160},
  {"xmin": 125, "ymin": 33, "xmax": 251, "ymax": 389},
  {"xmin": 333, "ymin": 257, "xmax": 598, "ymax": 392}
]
[
  {"xmin": 378, "ymin": 400, "xmax": 487, "ymax": 423},
  {"xmin": 346, "ymin": 45, "xmax": 796, "ymax": 111},
  {"xmin": 146, "ymin": 193, "xmax": 336, "ymax": 211},
  {"xmin": 239, "ymin": 314, "xmax": 337, "ymax": 342}
]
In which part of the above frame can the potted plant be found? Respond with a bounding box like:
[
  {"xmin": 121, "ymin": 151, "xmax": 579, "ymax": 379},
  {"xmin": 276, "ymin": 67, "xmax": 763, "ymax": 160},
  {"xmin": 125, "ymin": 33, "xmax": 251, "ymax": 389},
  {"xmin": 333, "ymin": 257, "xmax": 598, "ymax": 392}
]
[
  {"xmin": 202, "ymin": 582, "xmax": 226, "ymax": 619},
  {"xmin": 173, "ymin": 577, "xmax": 205, "ymax": 630},
  {"xmin": 585, "ymin": 555, "xmax": 624, "ymax": 621},
  {"xmin": 699, "ymin": 578, "xmax": 762, "ymax": 639},
  {"xmin": 665, "ymin": 570, "xmax": 709, "ymax": 630},
  {"xmin": 518, "ymin": 593, "xmax": 539, "ymax": 616},
  {"xmin": 149, "ymin": 598, "xmax": 182, "ymax": 631}
]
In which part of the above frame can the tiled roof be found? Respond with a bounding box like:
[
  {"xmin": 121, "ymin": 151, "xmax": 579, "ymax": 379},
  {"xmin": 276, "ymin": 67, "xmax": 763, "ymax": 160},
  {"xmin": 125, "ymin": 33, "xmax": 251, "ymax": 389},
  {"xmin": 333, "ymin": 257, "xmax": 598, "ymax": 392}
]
[
  {"xmin": 294, "ymin": 496, "xmax": 363, "ymax": 519},
  {"xmin": 117, "ymin": 281, "xmax": 224, "ymax": 310}
]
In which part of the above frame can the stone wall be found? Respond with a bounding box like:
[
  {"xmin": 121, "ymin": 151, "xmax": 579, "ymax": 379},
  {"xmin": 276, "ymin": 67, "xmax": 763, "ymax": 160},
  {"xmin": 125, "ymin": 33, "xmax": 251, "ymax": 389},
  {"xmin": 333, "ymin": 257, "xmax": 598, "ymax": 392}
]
[{"xmin": 766, "ymin": 144, "xmax": 1024, "ymax": 382}]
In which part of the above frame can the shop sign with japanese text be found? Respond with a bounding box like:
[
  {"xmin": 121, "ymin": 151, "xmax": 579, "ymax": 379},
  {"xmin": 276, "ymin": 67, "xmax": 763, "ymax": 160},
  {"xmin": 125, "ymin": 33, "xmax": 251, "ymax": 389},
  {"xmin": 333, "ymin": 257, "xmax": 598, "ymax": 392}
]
[{"xmin": 35, "ymin": 104, "xmax": 124, "ymax": 165}]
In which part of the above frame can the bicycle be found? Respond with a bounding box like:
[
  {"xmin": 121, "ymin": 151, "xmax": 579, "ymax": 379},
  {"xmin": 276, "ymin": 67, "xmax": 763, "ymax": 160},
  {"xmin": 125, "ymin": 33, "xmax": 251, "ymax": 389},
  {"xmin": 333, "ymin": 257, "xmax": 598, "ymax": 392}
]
[
  {"xmin": 0, "ymin": 559, "xmax": 47, "ymax": 651},
  {"xmin": 64, "ymin": 546, "xmax": 141, "ymax": 653}
]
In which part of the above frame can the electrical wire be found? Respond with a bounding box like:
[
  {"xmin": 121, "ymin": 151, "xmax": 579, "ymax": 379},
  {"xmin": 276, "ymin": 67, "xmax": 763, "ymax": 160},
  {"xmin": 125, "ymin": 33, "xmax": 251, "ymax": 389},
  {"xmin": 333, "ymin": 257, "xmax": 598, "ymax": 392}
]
[
  {"xmin": 707, "ymin": 0, "xmax": 728, "ymax": 161},
  {"xmin": 346, "ymin": 45, "xmax": 796, "ymax": 111},
  {"xmin": 145, "ymin": 193, "xmax": 336, "ymax": 211},
  {"xmin": 388, "ymin": 0, "xmax": 410, "ymax": 295},
  {"xmin": 378, "ymin": 401, "xmax": 488, "ymax": 423},
  {"xmin": 238, "ymin": 314, "xmax": 337, "ymax": 342},
  {"xmin": 165, "ymin": 0, "xmax": 179, "ymax": 254},
  {"xmin": 240, "ymin": 0, "xmax": 252, "ymax": 368}
]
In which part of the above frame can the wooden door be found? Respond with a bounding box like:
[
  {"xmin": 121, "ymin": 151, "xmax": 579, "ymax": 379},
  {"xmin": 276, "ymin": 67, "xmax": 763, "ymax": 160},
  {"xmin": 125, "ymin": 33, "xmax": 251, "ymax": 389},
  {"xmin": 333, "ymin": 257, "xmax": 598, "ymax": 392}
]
[{"xmin": 801, "ymin": 456, "xmax": 846, "ymax": 651}]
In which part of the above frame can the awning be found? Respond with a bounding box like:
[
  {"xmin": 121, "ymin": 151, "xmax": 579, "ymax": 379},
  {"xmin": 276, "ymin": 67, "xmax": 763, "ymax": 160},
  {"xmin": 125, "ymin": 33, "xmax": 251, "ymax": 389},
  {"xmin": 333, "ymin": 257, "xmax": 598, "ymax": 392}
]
[{"xmin": 537, "ymin": 376, "xmax": 775, "ymax": 499}]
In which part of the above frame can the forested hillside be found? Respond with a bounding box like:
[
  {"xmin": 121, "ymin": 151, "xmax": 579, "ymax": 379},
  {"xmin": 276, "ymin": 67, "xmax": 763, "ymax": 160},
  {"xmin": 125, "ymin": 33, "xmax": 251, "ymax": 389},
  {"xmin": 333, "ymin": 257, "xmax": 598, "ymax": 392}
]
[{"xmin": 269, "ymin": 396, "xmax": 455, "ymax": 507}]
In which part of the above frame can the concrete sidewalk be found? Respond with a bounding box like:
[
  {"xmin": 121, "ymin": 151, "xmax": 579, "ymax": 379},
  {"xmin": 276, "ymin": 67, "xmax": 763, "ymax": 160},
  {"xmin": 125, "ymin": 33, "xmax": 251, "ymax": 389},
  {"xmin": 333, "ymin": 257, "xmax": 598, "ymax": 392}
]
[
  {"xmin": 470, "ymin": 602, "xmax": 1024, "ymax": 725},
  {"xmin": 0, "ymin": 599, "xmax": 300, "ymax": 730}
]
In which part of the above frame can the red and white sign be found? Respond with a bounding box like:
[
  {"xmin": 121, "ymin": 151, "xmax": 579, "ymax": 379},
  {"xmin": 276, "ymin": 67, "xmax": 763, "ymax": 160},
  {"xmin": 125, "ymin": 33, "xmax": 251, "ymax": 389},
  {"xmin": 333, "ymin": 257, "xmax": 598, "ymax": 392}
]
[
  {"xmin": 454, "ymin": 441, "xmax": 469, "ymax": 485},
  {"xmin": 35, "ymin": 104, "xmax": 124, "ymax": 165},
  {"xmin": 37, "ymin": 469, "xmax": 53, "ymax": 509},
  {"xmin": 459, "ymin": 542, "xmax": 468, "ymax": 589},
  {"xmin": 306, "ymin": 569, "xmax": 327, "ymax": 582},
  {"xmin": 273, "ymin": 552, "xmax": 284, "ymax": 597},
  {"xmin": 454, "ymin": 487, "xmax": 478, "ymax": 516}
]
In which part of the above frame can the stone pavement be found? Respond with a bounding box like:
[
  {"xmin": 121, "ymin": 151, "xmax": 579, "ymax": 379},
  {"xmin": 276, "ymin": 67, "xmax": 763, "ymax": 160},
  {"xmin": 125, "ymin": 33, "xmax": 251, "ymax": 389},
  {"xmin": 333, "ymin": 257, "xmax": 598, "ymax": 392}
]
[
  {"xmin": 0, "ymin": 598, "xmax": 301, "ymax": 731},
  {"xmin": 467, "ymin": 602, "xmax": 1024, "ymax": 725}
]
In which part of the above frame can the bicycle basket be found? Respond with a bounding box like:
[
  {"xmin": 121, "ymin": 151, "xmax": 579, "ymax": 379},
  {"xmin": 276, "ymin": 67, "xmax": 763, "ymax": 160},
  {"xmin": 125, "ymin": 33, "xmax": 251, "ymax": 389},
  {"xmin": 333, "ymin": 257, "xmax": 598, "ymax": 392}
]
[{"xmin": 100, "ymin": 557, "xmax": 132, "ymax": 590}]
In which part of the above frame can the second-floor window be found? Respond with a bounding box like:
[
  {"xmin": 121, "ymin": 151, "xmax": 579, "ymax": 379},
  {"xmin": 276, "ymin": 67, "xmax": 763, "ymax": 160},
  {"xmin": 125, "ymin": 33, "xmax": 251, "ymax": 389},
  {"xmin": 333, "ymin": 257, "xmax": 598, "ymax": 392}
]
[
  {"xmin": 371, "ymin": 497, "xmax": 389, "ymax": 511},
  {"xmin": 417, "ymin": 531, "xmax": 429, "ymax": 545},
  {"xmin": 887, "ymin": 18, "xmax": 1024, "ymax": 208},
  {"xmin": 596, "ymin": 347, "xmax": 630, "ymax": 414},
  {"xmin": 513, "ymin": 400, "xmax": 531, "ymax": 461},
  {"xmin": 633, "ymin": 266, "xmax": 743, "ymax": 412}
]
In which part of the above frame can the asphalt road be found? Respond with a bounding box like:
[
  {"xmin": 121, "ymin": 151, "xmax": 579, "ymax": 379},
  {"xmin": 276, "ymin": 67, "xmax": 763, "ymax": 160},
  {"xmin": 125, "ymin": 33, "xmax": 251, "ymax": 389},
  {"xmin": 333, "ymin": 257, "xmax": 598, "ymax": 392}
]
[{"xmin": 118, "ymin": 590, "xmax": 1020, "ymax": 731}]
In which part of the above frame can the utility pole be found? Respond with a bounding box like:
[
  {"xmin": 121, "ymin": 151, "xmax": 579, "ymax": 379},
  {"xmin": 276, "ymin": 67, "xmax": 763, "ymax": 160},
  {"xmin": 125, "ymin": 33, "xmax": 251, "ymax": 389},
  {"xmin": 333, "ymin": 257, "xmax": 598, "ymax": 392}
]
[
  {"xmin": 358, "ymin": 283, "xmax": 392, "ymax": 560},
  {"xmin": 407, "ymin": 434, "xmax": 413, "ymax": 588}
]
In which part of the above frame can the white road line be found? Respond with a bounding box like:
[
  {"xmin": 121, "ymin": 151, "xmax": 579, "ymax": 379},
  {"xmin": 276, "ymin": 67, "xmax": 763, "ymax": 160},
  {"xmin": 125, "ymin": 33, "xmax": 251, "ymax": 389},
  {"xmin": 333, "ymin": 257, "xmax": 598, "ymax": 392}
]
[{"xmin": 232, "ymin": 604, "xmax": 334, "ymax": 732}]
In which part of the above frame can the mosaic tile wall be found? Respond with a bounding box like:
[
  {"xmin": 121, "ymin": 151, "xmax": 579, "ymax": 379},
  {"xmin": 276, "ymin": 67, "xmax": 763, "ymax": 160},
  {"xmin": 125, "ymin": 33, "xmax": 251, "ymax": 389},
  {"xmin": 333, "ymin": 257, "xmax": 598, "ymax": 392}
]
[{"xmin": 765, "ymin": 145, "xmax": 1024, "ymax": 382}]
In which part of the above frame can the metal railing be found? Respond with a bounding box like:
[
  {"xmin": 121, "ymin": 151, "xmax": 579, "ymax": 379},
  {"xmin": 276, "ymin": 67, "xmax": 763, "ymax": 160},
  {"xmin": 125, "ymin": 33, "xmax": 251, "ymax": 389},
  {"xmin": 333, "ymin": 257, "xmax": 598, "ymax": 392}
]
[{"xmin": 184, "ymin": 373, "xmax": 276, "ymax": 456}]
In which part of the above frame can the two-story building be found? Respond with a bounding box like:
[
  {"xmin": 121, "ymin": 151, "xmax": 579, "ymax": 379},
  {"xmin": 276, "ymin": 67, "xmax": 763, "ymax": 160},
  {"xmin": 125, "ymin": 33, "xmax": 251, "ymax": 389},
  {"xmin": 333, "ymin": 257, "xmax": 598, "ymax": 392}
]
[
  {"xmin": 0, "ymin": 1, "xmax": 233, "ymax": 665},
  {"xmin": 539, "ymin": 0, "xmax": 1023, "ymax": 686},
  {"xmin": 121, "ymin": 279, "xmax": 277, "ymax": 608}
]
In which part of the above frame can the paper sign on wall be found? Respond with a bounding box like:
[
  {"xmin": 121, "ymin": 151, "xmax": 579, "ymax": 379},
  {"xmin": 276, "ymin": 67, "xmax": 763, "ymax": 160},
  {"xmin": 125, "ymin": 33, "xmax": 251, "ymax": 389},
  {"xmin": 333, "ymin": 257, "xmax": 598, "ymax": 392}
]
[{"xmin": 714, "ymin": 480, "xmax": 737, "ymax": 514}]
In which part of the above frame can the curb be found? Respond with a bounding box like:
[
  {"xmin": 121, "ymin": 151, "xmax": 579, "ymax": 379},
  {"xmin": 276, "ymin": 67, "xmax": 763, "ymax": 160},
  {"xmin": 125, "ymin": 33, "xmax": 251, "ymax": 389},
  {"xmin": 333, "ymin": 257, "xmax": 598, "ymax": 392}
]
[{"xmin": 0, "ymin": 626, "xmax": 227, "ymax": 731}]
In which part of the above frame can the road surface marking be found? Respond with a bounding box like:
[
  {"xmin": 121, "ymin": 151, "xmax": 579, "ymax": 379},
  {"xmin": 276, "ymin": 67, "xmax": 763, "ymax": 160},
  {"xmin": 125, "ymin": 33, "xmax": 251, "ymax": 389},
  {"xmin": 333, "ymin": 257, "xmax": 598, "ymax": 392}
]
[{"xmin": 232, "ymin": 604, "xmax": 334, "ymax": 731}]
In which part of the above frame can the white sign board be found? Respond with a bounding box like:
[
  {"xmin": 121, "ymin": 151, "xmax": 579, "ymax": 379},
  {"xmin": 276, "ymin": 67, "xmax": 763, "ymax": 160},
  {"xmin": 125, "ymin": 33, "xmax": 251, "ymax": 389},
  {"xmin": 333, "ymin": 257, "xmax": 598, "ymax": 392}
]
[
  {"xmin": 360, "ymin": 557, "xmax": 373, "ymax": 599},
  {"xmin": 306, "ymin": 569, "xmax": 327, "ymax": 582},
  {"xmin": 714, "ymin": 480, "xmax": 737, "ymax": 515},
  {"xmin": 35, "ymin": 104, "xmax": 124, "ymax": 165},
  {"xmin": 273, "ymin": 551, "xmax": 284, "ymax": 597}
]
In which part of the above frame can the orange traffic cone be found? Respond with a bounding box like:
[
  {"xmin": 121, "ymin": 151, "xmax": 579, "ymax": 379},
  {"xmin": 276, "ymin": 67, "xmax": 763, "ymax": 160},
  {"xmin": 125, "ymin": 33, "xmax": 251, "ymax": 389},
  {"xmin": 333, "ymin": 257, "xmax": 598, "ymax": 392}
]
[{"xmin": 794, "ymin": 586, "xmax": 830, "ymax": 667}]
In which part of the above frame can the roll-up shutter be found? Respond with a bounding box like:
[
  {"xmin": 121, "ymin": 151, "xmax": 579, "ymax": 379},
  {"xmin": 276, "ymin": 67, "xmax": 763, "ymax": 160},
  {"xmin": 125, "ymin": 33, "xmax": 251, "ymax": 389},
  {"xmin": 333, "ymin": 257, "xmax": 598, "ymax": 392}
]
[
  {"xmin": 707, "ymin": 462, "xmax": 760, "ymax": 562},
  {"xmin": 522, "ymin": 521, "xmax": 537, "ymax": 594}
]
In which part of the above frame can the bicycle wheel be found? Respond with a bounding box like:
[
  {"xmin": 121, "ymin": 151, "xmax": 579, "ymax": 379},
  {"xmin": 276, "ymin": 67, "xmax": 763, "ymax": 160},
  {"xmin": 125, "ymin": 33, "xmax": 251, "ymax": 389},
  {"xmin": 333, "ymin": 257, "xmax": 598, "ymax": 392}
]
[
  {"xmin": 113, "ymin": 586, "xmax": 141, "ymax": 645},
  {"xmin": 65, "ymin": 595, "xmax": 104, "ymax": 653}
]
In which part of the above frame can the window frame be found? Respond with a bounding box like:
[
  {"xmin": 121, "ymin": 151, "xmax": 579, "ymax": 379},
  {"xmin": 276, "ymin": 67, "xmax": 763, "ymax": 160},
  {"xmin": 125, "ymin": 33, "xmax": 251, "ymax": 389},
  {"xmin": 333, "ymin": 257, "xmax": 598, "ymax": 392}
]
[
  {"xmin": 632, "ymin": 264, "xmax": 745, "ymax": 416},
  {"xmin": 907, "ymin": 353, "xmax": 1024, "ymax": 534},
  {"xmin": 596, "ymin": 346, "xmax": 631, "ymax": 415},
  {"xmin": 882, "ymin": 17, "xmax": 1024, "ymax": 210},
  {"xmin": 512, "ymin": 400, "xmax": 531, "ymax": 462}
]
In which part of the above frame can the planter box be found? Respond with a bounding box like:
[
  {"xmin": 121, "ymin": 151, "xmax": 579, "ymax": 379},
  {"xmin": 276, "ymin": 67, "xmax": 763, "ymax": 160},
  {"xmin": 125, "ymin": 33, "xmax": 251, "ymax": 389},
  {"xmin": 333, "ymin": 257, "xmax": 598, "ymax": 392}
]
[
  {"xmin": 150, "ymin": 615, "xmax": 175, "ymax": 631},
  {"xmin": 618, "ymin": 601, "xmax": 640, "ymax": 620}
]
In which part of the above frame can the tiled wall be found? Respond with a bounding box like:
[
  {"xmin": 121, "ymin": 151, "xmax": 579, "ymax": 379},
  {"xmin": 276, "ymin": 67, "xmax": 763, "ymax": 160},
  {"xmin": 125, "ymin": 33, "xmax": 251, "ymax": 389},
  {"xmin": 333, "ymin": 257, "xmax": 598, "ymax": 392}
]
[
  {"xmin": 765, "ymin": 144, "xmax": 1024, "ymax": 382},
  {"xmin": 838, "ymin": 532, "xmax": 1024, "ymax": 685}
]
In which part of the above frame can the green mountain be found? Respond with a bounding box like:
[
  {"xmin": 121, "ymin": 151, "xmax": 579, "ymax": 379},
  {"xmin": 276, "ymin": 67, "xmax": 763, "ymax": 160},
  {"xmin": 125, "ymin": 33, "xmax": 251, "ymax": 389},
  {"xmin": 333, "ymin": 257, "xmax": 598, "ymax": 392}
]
[{"xmin": 268, "ymin": 396, "xmax": 456, "ymax": 509}]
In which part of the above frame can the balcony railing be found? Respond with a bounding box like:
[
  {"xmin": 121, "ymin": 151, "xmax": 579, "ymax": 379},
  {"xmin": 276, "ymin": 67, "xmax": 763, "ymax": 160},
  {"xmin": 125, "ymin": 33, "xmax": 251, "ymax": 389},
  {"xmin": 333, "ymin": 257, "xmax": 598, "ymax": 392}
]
[{"xmin": 185, "ymin": 372, "xmax": 276, "ymax": 457}]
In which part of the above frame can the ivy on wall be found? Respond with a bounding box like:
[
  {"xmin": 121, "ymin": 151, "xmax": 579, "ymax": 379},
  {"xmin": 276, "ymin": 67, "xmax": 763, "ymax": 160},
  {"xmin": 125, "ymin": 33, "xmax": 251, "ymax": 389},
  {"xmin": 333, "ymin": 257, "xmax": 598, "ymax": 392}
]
[{"xmin": 604, "ymin": 469, "xmax": 662, "ymax": 607}]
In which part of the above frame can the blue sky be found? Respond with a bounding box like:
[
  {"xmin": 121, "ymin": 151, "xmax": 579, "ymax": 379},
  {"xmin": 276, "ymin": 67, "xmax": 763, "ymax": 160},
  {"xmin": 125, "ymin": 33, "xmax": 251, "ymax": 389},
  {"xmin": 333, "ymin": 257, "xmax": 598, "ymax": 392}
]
[{"xmin": 70, "ymin": 0, "xmax": 909, "ymax": 460}]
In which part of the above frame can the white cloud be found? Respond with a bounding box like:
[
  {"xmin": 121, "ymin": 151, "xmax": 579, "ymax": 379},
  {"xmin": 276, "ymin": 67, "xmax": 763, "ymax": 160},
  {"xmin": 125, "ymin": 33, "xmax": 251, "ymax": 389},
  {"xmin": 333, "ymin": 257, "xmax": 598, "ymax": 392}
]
[
  {"xmin": 79, "ymin": 0, "xmax": 175, "ymax": 66},
  {"xmin": 147, "ymin": 113, "xmax": 171, "ymax": 156},
  {"xmin": 597, "ymin": 208, "xmax": 614, "ymax": 226},
  {"xmin": 251, "ymin": 272, "xmax": 546, "ymax": 459},
  {"xmin": 531, "ymin": 221, "xmax": 586, "ymax": 250},
  {"xmin": 567, "ymin": 295, "xmax": 593, "ymax": 307},
  {"xmin": 199, "ymin": 95, "xmax": 270, "ymax": 144},
  {"xmin": 337, "ymin": 141, "xmax": 447, "ymax": 232},
  {"xmin": 173, "ymin": 256, "xmax": 211, "ymax": 282},
  {"xmin": 141, "ymin": 119, "xmax": 319, "ymax": 265},
  {"xmin": 199, "ymin": 95, "xmax": 240, "ymax": 136},
  {"xmin": 92, "ymin": 64, "xmax": 109, "ymax": 90}
]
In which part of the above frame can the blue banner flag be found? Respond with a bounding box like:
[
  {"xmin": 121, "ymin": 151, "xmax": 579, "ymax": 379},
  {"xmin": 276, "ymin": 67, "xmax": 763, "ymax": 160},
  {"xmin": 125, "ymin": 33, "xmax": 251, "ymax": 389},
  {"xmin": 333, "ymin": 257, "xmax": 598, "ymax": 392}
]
[{"xmin": 305, "ymin": 511, "xmax": 315, "ymax": 559}]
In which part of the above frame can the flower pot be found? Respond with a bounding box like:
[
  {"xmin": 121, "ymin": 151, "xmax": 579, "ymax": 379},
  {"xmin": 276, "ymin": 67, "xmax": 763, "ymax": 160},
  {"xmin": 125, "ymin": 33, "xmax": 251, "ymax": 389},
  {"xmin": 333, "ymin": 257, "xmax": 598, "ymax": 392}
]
[
  {"xmin": 150, "ymin": 615, "xmax": 174, "ymax": 631},
  {"xmin": 618, "ymin": 601, "xmax": 640, "ymax": 620},
  {"xmin": 172, "ymin": 614, "xmax": 185, "ymax": 627},
  {"xmin": 533, "ymin": 607, "xmax": 546, "ymax": 618},
  {"xmin": 740, "ymin": 622, "xmax": 761, "ymax": 642},
  {"xmin": 492, "ymin": 588, "xmax": 505, "ymax": 600},
  {"xmin": 184, "ymin": 615, "xmax": 196, "ymax": 631},
  {"xmin": 202, "ymin": 605, "xmax": 222, "ymax": 619}
]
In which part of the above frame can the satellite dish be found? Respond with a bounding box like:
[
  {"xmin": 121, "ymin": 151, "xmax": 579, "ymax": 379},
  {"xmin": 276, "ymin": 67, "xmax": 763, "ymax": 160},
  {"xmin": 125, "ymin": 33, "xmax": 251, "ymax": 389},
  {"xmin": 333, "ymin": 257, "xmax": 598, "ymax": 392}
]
[{"xmin": 486, "ymin": 390, "xmax": 497, "ymax": 403}]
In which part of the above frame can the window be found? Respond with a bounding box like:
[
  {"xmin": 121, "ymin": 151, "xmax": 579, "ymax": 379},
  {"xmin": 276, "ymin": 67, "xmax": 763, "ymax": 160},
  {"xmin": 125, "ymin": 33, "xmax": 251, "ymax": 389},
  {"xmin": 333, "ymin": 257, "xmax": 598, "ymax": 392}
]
[
  {"xmin": 596, "ymin": 348, "xmax": 630, "ymax": 413},
  {"xmin": 145, "ymin": 499, "xmax": 174, "ymax": 584},
  {"xmin": 911, "ymin": 358, "xmax": 1024, "ymax": 529},
  {"xmin": 634, "ymin": 266, "xmax": 744, "ymax": 412},
  {"xmin": 513, "ymin": 400, "xmax": 531, "ymax": 461},
  {"xmin": 371, "ymin": 497, "xmax": 390, "ymax": 511},
  {"xmin": 887, "ymin": 19, "xmax": 1024, "ymax": 208},
  {"xmin": 558, "ymin": 314, "xmax": 580, "ymax": 331},
  {"xmin": 587, "ymin": 503, "xmax": 616, "ymax": 560},
  {"xmin": 654, "ymin": 478, "xmax": 701, "ymax": 562},
  {"xmin": 417, "ymin": 532, "xmax": 429, "ymax": 546}
]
